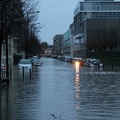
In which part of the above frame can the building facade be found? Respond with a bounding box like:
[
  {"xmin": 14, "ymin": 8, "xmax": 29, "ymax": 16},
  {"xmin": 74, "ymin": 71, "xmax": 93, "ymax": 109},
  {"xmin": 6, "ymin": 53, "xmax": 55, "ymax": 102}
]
[
  {"xmin": 1, "ymin": 36, "xmax": 25, "ymax": 65},
  {"xmin": 63, "ymin": 24, "xmax": 74, "ymax": 57},
  {"xmin": 63, "ymin": 29, "xmax": 71, "ymax": 56},
  {"xmin": 53, "ymin": 34, "xmax": 63, "ymax": 55},
  {"xmin": 1, "ymin": 36, "xmax": 13, "ymax": 65},
  {"xmin": 73, "ymin": 0, "xmax": 120, "ymax": 57},
  {"xmin": 44, "ymin": 46, "xmax": 53, "ymax": 57}
]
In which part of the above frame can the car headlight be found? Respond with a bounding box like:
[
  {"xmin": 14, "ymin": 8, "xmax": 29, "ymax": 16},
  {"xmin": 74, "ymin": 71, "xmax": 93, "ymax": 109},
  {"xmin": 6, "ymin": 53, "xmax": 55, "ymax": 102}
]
[{"xmin": 75, "ymin": 61, "xmax": 80, "ymax": 66}]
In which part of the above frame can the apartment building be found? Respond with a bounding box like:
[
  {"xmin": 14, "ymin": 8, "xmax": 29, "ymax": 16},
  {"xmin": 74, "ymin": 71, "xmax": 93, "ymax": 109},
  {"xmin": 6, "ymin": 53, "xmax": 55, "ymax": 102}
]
[
  {"xmin": 62, "ymin": 24, "xmax": 74, "ymax": 57},
  {"xmin": 73, "ymin": 0, "xmax": 120, "ymax": 57},
  {"xmin": 53, "ymin": 34, "xmax": 63, "ymax": 55}
]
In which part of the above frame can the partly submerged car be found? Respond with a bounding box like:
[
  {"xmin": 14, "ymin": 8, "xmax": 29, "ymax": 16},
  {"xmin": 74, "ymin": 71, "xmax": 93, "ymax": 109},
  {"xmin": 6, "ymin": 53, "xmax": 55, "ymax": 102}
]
[
  {"xmin": 73, "ymin": 57, "xmax": 84, "ymax": 66},
  {"xmin": 85, "ymin": 58, "xmax": 103, "ymax": 67},
  {"xmin": 29, "ymin": 56, "xmax": 39, "ymax": 63},
  {"xmin": 32, "ymin": 59, "xmax": 43, "ymax": 66},
  {"xmin": 18, "ymin": 59, "xmax": 32, "ymax": 69}
]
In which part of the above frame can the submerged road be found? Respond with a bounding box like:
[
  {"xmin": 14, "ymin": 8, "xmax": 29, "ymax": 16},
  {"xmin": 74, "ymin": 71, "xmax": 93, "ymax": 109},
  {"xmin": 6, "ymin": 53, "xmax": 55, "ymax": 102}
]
[{"xmin": 0, "ymin": 57, "xmax": 120, "ymax": 120}]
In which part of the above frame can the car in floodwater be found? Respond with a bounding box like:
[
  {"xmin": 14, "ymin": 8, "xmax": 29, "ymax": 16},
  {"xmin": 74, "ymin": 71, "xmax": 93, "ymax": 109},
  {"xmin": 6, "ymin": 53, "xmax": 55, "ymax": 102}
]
[
  {"xmin": 32, "ymin": 59, "xmax": 43, "ymax": 66},
  {"xmin": 73, "ymin": 57, "xmax": 84, "ymax": 66},
  {"xmin": 18, "ymin": 59, "xmax": 32, "ymax": 69},
  {"xmin": 84, "ymin": 58, "xmax": 103, "ymax": 67}
]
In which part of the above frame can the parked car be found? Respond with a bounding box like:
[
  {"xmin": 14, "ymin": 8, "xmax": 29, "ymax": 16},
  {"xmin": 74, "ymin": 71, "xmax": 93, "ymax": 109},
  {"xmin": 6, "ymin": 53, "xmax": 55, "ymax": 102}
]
[
  {"xmin": 73, "ymin": 57, "xmax": 84, "ymax": 66},
  {"xmin": 65, "ymin": 56, "xmax": 71, "ymax": 62},
  {"xmin": 85, "ymin": 58, "xmax": 103, "ymax": 67},
  {"xmin": 84, "ymin": 58, "xmax": 95, "ymax": 66},
  {"xmin": 57, "ymin": 55, "xmax": 62, "ymax": 60},
  {"xmin": 51, "ymin": 55, "xmax": 58, "ymax": 59},
  {"xmin": 64, "ymin": 56, "xmax": 74, "ymax": 63},
  {"xmin": 18, "ymin": 59, "xmax": 32, "ymax": 69},
  {"xmin": 29, "ymin": 56, "xmax": 39, "ymax": 63},
  {"xmin": 61, "ymin": 56, "xmax": 66, "ymax": 61},
  {"xmin": 32, "ymin": 59, "xmax": 43, "ymax": 66}
]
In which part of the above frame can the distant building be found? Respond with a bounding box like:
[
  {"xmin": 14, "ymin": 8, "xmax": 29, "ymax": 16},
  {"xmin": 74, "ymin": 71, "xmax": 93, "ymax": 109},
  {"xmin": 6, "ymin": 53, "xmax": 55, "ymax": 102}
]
[
  {"xmin": 53, "ymin": 34, "xmax": 63, "ymax": 55},
  {"xmin": 73, "ymin": 0, "xmax": 120, "ymax": 57},
  {"xmin": 44, "ymin": 46, "xmax": 53, "ymax": 57}
]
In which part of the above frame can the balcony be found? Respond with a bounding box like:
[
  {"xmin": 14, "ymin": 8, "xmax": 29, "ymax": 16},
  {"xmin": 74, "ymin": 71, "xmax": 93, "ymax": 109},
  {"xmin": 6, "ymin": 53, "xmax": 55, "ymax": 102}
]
[
  {"xmin": 73, "ymin": 43, "xmax": 86, "ymax": 51},
  {"xmin": 74, "ymin": 33, "xmax": 83, "ymax": 39}
]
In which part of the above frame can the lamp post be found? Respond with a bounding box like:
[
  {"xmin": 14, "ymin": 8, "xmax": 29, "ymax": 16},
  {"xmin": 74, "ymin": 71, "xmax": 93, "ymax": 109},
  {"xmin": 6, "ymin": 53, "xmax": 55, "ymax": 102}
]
[{"xmin": 25, "ymin": 11, "xmax": 40, "ymax": 58}]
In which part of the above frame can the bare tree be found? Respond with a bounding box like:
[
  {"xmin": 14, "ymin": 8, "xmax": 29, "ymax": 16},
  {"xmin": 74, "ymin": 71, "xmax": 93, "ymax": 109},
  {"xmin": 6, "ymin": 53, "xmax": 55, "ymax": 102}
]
[
  {"xmin": 21, "ymin": 0, "xmax": 42, "ymax": 58},
  {"xmin": 0, "ymin": 0, "xmax": 26, "ymax": 77},
  {"xmin": 0, "ymin": 0, "xmax": 42, "ymax": 79}
]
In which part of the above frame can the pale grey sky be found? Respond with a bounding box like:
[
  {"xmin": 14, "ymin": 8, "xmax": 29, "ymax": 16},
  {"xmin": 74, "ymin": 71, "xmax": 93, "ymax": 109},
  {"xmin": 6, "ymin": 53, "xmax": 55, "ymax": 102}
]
[{"xmin": 37, "ymin": 0, "xmax": 79, "ymax": 45}]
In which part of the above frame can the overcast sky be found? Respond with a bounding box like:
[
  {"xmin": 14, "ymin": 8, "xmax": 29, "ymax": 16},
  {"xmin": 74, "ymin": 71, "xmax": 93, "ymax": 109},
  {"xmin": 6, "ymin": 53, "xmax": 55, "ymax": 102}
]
[{"xmin": 37, "ymin": 0, "xmax": 79, "ymax": 45}]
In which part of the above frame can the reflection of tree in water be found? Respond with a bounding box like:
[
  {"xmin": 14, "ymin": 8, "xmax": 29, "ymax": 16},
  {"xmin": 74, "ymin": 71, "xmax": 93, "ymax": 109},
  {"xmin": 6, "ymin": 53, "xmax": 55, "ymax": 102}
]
[{"xmin": 0, "ymin": 85, "xmax": 9, "ymax": 119}]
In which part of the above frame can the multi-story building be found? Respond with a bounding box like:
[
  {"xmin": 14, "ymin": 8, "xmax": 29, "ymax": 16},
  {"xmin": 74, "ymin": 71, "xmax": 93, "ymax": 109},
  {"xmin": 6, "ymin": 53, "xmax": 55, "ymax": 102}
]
[
  {"xmin": 44, "ymin": 46, "xmax": 53, "ymax": 57},
  {"xmin": 63, "ymin": 29, "xmax": 71, "ymax": 56},
  {"xmin": 53, "ymin": 34, "xmax": 63, "ymax": 55},
  {"xmin": 73, "ymin": 0, "xmax": 120, "ymax": 57},
  {"xmin": 63, "ymin": 24, "xmax": 74, "ymax": 57}
]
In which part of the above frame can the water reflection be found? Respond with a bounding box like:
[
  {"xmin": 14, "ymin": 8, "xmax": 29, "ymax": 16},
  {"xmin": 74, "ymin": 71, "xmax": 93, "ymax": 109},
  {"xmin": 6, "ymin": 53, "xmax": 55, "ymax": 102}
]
[
  {"xmin": 75, "ymin": 61, "xmax": 79, "ymax": 73},
  {"xmin": 75, "ymin": 63, "xmax": 81, "ymax": 110},
  {"xmin": 0, "ymin": 86, "xmax": 10, "ymax": 120},
  {"xmin": 76, "ymin": 70, "xmax": 120, "ymax": 119},
  {"xmin": 1, "ymin": 58, "xmax": 120, "ymax": 120}
]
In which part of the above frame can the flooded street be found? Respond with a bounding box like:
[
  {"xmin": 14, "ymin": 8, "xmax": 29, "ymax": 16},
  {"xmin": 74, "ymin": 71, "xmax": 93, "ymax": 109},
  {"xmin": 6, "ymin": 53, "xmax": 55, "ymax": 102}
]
[{"xmin": 0, "ymin": 57, "xmax": 120, "ymax": 120}]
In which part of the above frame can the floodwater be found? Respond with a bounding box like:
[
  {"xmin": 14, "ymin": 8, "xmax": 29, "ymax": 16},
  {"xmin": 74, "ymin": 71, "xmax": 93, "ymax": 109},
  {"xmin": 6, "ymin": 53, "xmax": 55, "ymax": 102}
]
[{"xmin": 0, "ymin": 57, "xmax": 120, "ymax": 120}]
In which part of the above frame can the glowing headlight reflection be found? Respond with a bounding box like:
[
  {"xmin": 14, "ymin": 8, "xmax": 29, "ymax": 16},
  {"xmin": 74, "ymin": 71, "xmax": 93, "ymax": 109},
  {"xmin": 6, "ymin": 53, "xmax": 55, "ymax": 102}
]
[
  {"xmin": 75, "ymin": 65, "xmax": 80, "ymax": 110},
  {"xmin": 75, "ymin": 61, "xmax": 79, "ymax": 66},
  {"xmin": 75, "ymin": 61, "xmax": 80, "ymax": 73}
]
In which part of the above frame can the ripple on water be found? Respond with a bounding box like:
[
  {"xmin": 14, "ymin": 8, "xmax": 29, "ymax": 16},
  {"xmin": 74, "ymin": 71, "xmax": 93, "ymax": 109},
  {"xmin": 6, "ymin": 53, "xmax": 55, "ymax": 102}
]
[{"xmin": 75, "ymin": 70, "xmax": 120, "ymax": 120}]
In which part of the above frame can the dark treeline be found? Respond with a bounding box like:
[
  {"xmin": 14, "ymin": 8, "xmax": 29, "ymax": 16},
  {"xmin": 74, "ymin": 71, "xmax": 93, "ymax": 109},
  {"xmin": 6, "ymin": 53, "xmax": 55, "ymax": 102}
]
[{"xmin": 86, "ymin": 19, "xmax": 120, "ymax": 52}]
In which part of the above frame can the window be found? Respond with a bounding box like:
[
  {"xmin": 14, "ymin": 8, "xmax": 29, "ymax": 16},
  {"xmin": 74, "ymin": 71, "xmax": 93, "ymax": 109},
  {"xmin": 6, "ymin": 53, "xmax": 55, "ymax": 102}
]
[
  {"xmin": 96, "ymin": 5, "xmax": 100, "ymax": 11},
  {"xmin": 80, "ymin": 3, "xmax": 84, "ymax": 11}
]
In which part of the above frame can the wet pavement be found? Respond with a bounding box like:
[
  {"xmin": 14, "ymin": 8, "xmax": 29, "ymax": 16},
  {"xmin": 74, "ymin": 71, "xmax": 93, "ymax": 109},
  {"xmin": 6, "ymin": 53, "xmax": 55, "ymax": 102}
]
[{"xmin": 0, "ymin": 57, "xmax": 120, "ymax": 120}]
